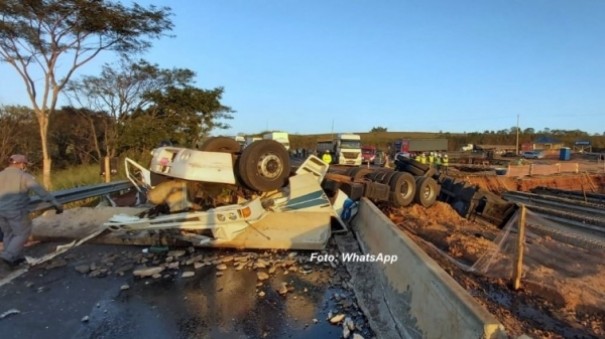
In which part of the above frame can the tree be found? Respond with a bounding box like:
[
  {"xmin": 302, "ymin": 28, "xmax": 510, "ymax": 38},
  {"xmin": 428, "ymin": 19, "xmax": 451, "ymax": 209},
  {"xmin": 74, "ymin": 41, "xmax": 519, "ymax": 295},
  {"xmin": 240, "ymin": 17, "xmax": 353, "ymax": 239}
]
[
  {"xmin": 0, "ymin": 105, "xmax": 38, "ymax": 161},
  {"xmin": 66, "ymin": 58, "xmax": 193, "ymax": 159},
  {"xmin": 370, "ymin": 126, "xmax": 387, "ymax": 133},
  {"xmin": 0, "ymin": 0, "xmax": 173, "ymax": 188}
]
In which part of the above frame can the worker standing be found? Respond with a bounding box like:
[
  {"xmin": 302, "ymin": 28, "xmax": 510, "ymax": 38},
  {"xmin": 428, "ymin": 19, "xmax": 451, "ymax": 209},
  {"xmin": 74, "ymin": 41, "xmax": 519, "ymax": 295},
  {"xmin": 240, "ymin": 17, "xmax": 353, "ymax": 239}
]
[
  {"xmin": 0, "ymin": 155, "xmax": 63, "ymax": 269},
  {"xmin": 321, "ymin": 150, "xmax": 333, "ymax": 164}
]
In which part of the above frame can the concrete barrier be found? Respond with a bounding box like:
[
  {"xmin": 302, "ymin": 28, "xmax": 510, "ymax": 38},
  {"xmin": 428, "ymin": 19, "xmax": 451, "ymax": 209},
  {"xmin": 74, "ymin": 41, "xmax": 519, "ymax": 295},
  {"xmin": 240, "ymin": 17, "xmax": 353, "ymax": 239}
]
[{"xmin": 337, "ymin": 198, "xmax": 506, "ymax": 339}]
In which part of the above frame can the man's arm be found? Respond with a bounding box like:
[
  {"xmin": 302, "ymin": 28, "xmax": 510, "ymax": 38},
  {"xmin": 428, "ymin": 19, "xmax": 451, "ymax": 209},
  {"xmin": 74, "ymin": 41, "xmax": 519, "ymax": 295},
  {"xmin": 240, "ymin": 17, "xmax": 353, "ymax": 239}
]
[{"xmin": 23, "ymin": 173, "xmax": 64, "ymax": 213}]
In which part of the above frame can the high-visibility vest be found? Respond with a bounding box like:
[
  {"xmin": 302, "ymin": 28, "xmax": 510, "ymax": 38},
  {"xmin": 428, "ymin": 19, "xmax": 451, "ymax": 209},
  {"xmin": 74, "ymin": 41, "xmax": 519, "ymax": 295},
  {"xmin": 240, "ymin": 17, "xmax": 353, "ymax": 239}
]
[
  {"xmin": 443, "ymin": 156, "xmax": 449, "ymax": 166},
  {"xmin": 322, "ymin": 153, "xmax": 332, "ymax": 164}
]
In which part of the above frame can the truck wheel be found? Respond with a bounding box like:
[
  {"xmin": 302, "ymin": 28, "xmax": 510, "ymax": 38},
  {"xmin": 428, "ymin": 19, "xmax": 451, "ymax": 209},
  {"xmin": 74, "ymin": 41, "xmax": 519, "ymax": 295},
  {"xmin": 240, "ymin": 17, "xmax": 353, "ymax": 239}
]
[
  {"xmin": 388, "ymin": 172, "xmax": 416, "ymax": 207},
  {"xmin": 395, "ymin": 155, "xmax": 430, "ymax": 172},
  {"xmin": 350, "ymin": 168, "xmax": 372, "ymax": 182},
  {"xmin": 397, "ymin": 163, "xmax": 425, "ymax": 176},
  {"xmin": 238, "ymin": 140, "xmax": 291, "ymax": 192},
  {"xmin": 199, "ymin": 137, "xmax": 241, "ymax": 153},
  {"xmin": 414, "ymin": 177, "xmax": 440, "ymax": 207}
]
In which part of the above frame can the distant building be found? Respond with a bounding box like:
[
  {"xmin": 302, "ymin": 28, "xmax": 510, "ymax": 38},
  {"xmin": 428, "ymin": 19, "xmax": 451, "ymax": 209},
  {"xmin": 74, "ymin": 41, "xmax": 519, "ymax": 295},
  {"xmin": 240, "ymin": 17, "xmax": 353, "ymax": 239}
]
[
  {"xmin": 532, "ymin": 136, "xmax": 564, "ymax": 150},
  {"xmin": 573, "ymin": 140, "xmax": 592, "ymax": 153}
]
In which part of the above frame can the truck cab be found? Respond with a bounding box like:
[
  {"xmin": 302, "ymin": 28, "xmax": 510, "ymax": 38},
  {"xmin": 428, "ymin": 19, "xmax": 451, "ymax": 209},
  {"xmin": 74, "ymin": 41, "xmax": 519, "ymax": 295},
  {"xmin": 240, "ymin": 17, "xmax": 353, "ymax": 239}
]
[
  {"xmin": 263, "ymin": 132, "xmax": 290, "ymax": 151},
  {"xmin": 334, "ymin": 133, "xmax": 362, "ymax": 166},
  {"xmin": 361, "ymin": 145, "xmax": 377, "ymax": 164}
]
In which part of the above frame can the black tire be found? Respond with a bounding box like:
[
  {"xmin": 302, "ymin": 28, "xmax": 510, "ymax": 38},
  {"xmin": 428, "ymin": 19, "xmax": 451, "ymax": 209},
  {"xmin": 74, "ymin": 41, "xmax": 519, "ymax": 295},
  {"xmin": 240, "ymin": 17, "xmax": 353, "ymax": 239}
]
[
  {"xmin": 200, "ymin": 137, "xmax": 241, "ymax": 153},
  {"xmin": 398, "ymin": 163, "xmax": 425, "ymax": 176},
  {"xmin": 388, "ymin": 172, "xmax": 416, "ymax": 207},
  {"xmin": 414, "ymin": 177, "xmax": 440, "ymax": 207},
  {"xmin": 238, "ymin": 140, "xmax": 291, "ymax": 192},
  {"xmin": 350, "ymin": 168, "xmax": 373, "ymax": 182},
  {"xmin": 395, "ymin": 155, "xmax": 430, "ymax": 172}
]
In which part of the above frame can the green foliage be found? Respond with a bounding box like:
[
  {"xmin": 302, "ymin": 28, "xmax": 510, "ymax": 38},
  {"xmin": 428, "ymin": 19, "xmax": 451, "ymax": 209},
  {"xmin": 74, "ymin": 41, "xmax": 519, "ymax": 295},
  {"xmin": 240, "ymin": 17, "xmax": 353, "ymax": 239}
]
[{"xmin": 370, "ymin": 126, "xmax": 388, "ymax": 133}]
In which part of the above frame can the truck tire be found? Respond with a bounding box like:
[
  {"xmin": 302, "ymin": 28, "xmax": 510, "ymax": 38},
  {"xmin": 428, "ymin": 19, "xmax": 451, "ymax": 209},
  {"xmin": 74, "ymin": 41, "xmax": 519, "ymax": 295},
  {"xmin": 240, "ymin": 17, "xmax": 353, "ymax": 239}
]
[
  {"xmin": 200, "ymin": 137, "xmax": 241, "ymax": 153},
  {"xmin": 388, "ymin": 172, "xmax": 416, "ymax": 207},
  {"xmin": 414, "ymin": 177, "xmax": 440, "ymax": 207},
  {"xmin": 395, "ymin": 155, "xmax": 430, "ymax": 172},
  {"xmin": 238, "ymin": 140, "xmax": 291, "ymax": 192},
  {"xmin": 397, "ymin": 163, "xmax": 425, "ymax": 176},
  {"xmin": 350, "ymin": 168, "xmax": 372, "ymax": 182}
]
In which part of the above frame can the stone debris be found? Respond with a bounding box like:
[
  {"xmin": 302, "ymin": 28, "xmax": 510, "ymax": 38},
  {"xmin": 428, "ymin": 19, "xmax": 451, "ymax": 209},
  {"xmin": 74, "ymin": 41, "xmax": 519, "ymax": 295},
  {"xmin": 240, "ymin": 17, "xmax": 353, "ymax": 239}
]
[
  {"xmin": 352, "ymin": 334, "xmax": 364, "ymax": 339},
  {"xmin": 254, "ymin": 259, "xmax": 269, "ymax": 269},
  {"xmin": 152, "ymin": 273, "xmax": 162, "ymax": 279},
  {"xmin": 185, "ymin": 255, "xmax": 204, "ymax": 266},
  {"xmin": 258, "ymin": 291, "xmax": 266, "ymax": 298},
  {"xmin": 167, "ymin": 250, "xmax": 186, "ymax": 259},
  {"xmin": 0, "ymin": 309, "xmax": 20, "ymax": 319},
  {"xmin": 278, "ymin": 283, "xmax": 288, "ymax": 296},
  {"xmin": 330, "ymin": 314, "xmax": 345, "ymax": 324},
  {"xmin": 133, "ymin": 266, "xmax": 164, "ymax": 278},
  {"xmin": 268, "ymin": 266, "xmax": 276, "ymax": 274},
  {"xmin": 312, "ymin": 318, "xmax": 318, "ymax": 324},
  {"xmin": 216, "ymin": 272, "xmax": 224, "ymax": 277},
  {"xmin": 257, "ymin": 272, "xmax": 269, "ymax": 281},
  {"xmin": 344, "ymin": 317, "xmax": 355, "ymax": 331},
  {"xmin": 235, "ymin": 263, "xmax": 245, "ymax": 271},
  {"xmin": 75, "ymin": 265, "xmax": 91, "ymax": 274},
  {"xmin": 216, "ymin": 264, "xmax": 228, "ymax": 271},
  {"xmin": 182, "ymin": 271, "xmax": 195, "ymax": 278},
  {"xmin": 343, "ymin": 325, "xmax": 351, "ymax": 339},
  {"xmin": 120, "ymin": 284, "xmax": 130, "ymax": 291},
  {"xmin": 221, "ymin": 256, "xmax": 234, "ymax": 263},
  {"xmin": 165, "ymin": 262, "xmax": 180, "ymax": 270},
  {"xmin": 81, "ymin": 315, "xmax": 89, "ymax": 323},
  {"xmin": 193, "ymin": 262, "xmax": 204, "ymax": 270}
]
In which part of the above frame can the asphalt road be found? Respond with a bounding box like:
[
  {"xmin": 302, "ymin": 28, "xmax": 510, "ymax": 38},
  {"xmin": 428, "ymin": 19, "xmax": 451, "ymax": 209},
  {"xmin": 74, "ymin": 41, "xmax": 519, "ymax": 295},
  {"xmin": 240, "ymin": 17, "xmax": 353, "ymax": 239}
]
[{"xmin": 0, "ymin": 242, "xmax": 372, "ymax": 339}]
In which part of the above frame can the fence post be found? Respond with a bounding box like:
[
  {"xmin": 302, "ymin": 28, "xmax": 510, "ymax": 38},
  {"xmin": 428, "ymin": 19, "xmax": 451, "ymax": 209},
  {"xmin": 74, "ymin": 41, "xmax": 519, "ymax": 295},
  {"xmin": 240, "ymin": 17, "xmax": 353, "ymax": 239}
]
[{"xmin": 512, "ymin": 204, "xmax": 527, "ymax": 290}]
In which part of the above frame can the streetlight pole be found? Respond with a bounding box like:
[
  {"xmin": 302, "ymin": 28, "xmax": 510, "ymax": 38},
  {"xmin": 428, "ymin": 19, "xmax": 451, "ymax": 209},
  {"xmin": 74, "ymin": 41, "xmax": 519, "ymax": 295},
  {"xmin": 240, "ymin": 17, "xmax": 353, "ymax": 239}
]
[{"xmin": 516, "ymin": 114, "xmax": 520, "ymax": 154}]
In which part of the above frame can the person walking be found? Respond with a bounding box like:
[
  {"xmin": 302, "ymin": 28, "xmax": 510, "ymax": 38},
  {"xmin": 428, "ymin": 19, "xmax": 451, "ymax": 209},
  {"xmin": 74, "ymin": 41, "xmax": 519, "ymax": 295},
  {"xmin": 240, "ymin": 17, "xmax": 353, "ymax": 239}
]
[{"xmin": 0, "ymin": 154, "xmax": 63, "ymax": 269}]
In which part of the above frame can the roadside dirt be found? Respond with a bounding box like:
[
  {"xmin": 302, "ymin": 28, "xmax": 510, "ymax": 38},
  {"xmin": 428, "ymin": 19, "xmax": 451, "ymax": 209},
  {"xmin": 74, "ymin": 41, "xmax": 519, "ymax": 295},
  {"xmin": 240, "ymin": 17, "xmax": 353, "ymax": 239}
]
[{"xmin": 384, "ymin": 202, "xmax": 605, "ymax": 338}]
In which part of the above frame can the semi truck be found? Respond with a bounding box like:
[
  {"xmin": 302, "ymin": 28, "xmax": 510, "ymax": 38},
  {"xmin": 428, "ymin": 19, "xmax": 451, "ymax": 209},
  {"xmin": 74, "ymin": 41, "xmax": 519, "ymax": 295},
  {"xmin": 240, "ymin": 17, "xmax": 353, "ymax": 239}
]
[
  {"xmin": 334, "ymin": 133, "xmax": 362, "ymax": 166},
  {"xmin": 263, "ymin": 131, "xmax": 290, "ymax": 151},
  {"xmin": 391, "ymin": 138, "xmax": 448, "ymax": 156},
  {"xmin": 361, "ymin": 145, "xmax": 377, "ymax": 164}
]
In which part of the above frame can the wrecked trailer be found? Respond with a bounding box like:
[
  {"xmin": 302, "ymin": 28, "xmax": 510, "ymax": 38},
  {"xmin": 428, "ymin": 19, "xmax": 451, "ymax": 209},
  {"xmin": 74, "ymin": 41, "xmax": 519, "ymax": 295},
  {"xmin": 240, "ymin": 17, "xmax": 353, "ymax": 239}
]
[{"xmin": 104, "ymin": 138, "xmax": 351, "ymax": 250}]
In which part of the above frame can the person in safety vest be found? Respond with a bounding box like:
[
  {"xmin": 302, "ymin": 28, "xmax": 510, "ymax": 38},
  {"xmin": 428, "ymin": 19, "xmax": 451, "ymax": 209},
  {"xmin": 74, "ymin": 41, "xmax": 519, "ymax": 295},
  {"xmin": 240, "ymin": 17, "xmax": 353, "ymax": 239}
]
[{"xmin": 321, "ymin": 150, "xmax": 333, "ymax": 164}]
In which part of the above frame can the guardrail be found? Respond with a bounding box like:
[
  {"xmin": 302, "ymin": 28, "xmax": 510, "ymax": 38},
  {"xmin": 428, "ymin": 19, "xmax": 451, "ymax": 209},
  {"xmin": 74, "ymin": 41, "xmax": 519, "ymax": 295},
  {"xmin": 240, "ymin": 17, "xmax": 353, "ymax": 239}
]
[{"xmin": 28, "ymin": 180, "xmax": 134, "ymax": 212}]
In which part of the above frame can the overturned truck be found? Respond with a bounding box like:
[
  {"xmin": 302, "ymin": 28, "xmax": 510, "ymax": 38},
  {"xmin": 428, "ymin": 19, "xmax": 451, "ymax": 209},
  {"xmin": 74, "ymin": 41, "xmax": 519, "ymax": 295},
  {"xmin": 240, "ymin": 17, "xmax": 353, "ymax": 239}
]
[{"xmin": 103, "ymin": 139, "xmax": 452, "ymax": 250}]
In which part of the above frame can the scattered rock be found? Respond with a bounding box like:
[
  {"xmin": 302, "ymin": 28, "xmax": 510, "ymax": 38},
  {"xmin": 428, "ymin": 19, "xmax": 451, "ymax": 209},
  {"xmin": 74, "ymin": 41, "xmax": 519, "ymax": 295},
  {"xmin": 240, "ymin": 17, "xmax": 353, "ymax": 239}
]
[
  {"xmin": 152, "ymin": 273, "xmax": 162, "ymax": 279},
  {"xmin": 313, "ymin": 318, "xmax": 318, "ymax": 324},
  {"xmin": 193, "ymin": 262, "xmax": 204, "ymax": 270},
  {"xmin": 81, "ymin": 315, "xmax": 89, "ymax": 322},
  {"xmin": 254, "ymin": 259, "xmax": 269, "ymax": 269},
  {"xmin": 0, "ymin": 309, "xmax": 20, "ymax": 319},
  {"xmin": 268, "ymin": 266, "xmax": 276, "ymax": 274},
  {"xmin": 133, "ymin": 266, "xmax": 164, "ymax": 278},
  {"xmin": 343, "ymin": 326, "xmax": 351, "ymax": 339},
  {"xmin": 167, "ymin": 250, "xmax": 186, "ymax": 258},
  {"xmin": 330, "ymin": 314, "xmax": 345, "ymax": 324},
  {"xmin": 258, "ymin": 291, "xmax": 266, "ymax": 298},
  {"xmin": 185, "ymin": 255, "xmax": 204, "ymax": 266},
  {"xmin": 216, "ymin": 272, "xmax": 223, "ymax": 277},
  {"xmin": 278, "ymin": 283, "xmax": 288, "ymax": 296},
  {"xmin": 75, "ymin": 265, "xmax": 90, "ymax": 274},
  {"xmin": 352, "ymin": 334, "xmax": 364, "ymax": 339},
  {"xmin": 182, "ymin": 271, "xmax": 195, "ymax": 278},
  {"xmin": 165, "ymin": 262, "xmax": 180, "ymax": 270},
  {"xmin": 257, "ymin": 272, "xmax": 270, "ymax": 281},
  {"xmin": 288, "ymin": 252, "xmax": 298, "ymax": 258},
  {"xmin": 222, "ymin": 256, "xmax": 234, "ymax": 263},
  {"xmin": 45, "ymin": 258, "xmax": 68, "ymax": 270},
  {"xmin": 344, "ymin": 317, "xmax": 355, "ymax": 331},
  {"xmin": 120, "ymin": 284, "xmax": 130, "ymax": 291},
  {"xmin": 216, "ymin": 264, "xmax": 228, "ymax": 271},
  {"xmin": 235, "ymin": 263, "xmax": 245, "ymax": 271}
]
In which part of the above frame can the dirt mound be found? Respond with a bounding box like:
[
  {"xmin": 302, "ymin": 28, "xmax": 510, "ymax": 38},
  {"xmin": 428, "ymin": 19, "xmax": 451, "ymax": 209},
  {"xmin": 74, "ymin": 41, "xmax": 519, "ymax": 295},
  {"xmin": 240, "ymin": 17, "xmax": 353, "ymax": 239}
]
[{"xmin": 460, "ymin": 173, "xmax": 604, "ymax": 194}]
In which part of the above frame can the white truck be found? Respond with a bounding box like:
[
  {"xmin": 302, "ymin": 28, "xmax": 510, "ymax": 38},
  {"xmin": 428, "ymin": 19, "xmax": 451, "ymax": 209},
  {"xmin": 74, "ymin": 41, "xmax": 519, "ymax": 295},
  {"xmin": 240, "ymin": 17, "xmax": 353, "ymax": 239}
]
[
  {"xmin": 263, "ymin": 132, "xmax": 290, "ymax": 151},
  {"xmin": 334, "ymin": 133, "xmax": 362, "ymax": 166},
  {"xmin": 105, "ymin": 137, "xmax": 350, "ymax": 250}
]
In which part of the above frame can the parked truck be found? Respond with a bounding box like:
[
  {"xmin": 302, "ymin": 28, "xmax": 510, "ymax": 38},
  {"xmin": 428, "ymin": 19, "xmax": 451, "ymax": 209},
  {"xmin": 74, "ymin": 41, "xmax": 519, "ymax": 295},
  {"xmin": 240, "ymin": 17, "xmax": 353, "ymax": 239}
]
[
  {"xmin": 263, "ymin": 131, "xmax": 290, "ymax": 151},
  {"xmin": 391, "ymin": 138, "xmax": 448, "ymax": 157},
  {"xmin": 334, "ymin": 133, "xmax": 362, "ymax": 166},
  {"xmin": 361, "ymin": 145, "xmax": 377, "ymax": 164}
]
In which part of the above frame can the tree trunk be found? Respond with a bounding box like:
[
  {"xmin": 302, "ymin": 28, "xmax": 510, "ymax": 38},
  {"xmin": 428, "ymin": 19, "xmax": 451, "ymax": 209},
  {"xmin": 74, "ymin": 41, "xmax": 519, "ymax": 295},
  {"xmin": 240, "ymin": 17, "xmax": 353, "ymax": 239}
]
[{"xmin": 37, "ymin": 112, "xmax": 52, "ymax": 189}]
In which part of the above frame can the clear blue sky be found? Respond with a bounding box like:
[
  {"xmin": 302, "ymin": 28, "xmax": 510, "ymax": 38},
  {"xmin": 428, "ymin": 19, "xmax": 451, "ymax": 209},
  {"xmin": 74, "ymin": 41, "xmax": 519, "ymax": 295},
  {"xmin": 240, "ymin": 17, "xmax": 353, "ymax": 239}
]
[{"xmin": 1, "ymin": 0, "xmax": 604, "ymax": 135}]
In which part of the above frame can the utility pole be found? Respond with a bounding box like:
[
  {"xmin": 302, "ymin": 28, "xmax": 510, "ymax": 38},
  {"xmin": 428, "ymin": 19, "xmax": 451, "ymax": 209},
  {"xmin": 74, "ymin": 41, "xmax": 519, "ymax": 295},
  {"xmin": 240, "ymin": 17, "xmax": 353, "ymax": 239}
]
[{"xmin": 516, "ymin": 114, "xmax": 520, "ymax": 155}]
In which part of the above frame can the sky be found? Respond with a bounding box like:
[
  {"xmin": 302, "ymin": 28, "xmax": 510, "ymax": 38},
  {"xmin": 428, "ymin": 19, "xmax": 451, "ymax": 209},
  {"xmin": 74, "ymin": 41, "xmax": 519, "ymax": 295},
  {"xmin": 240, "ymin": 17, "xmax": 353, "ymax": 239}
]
[{"xmin": 1, "ymin": 0, "xmax": 605, "ymax": 136}]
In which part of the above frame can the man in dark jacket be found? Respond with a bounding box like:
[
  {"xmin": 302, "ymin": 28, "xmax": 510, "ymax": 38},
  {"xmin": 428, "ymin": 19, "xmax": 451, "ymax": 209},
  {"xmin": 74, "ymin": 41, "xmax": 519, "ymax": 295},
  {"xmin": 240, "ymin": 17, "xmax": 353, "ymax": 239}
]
[{"xmin": 0, "ymin": 154, "xmax": 63, "ymax": 268}]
